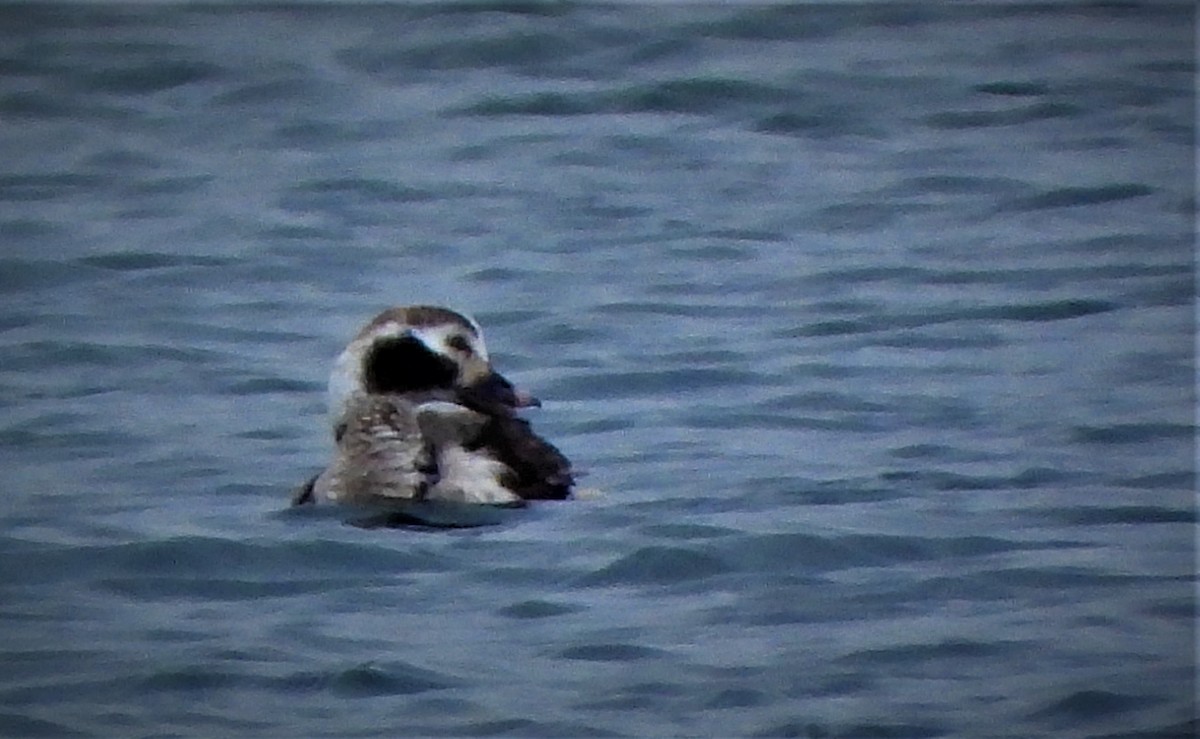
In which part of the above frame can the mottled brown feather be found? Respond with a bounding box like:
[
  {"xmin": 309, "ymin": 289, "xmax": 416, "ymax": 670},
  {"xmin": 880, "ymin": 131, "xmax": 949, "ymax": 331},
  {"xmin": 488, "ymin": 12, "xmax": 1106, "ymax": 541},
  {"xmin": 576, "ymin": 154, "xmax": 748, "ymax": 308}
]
[{"xmin": 356, "ymin": 306, "xmax": 477, "ymax": 340}]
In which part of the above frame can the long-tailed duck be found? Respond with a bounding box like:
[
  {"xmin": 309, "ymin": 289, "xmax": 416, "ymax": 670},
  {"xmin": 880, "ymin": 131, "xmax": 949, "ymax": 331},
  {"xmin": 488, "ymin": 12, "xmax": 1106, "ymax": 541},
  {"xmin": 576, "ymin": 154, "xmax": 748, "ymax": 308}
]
[{"xmin": 293, "ymin": 305, "xmax": 573, "ymax": 507}]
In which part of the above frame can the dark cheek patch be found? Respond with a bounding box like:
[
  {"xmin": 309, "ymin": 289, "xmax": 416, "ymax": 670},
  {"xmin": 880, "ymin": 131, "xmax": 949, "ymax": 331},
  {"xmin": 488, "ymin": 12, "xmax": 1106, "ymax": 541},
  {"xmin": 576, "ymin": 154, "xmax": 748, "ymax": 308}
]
[{"xmin": 364, "ymin": 336, "xmax": 457, "ymax": 394}]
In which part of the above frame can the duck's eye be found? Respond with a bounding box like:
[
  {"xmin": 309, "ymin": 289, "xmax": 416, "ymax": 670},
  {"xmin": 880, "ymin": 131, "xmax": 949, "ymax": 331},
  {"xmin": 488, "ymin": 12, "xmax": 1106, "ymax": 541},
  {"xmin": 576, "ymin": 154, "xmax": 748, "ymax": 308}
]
[{"xmin": 447, "ymin": 335, "xmax": 472, "ymax": 354}]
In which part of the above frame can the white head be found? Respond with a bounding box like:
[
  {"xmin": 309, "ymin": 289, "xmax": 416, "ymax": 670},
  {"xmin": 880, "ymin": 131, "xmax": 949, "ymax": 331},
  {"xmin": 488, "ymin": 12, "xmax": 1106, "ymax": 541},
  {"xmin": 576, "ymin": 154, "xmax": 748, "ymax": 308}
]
[{"xmin": 328, "ymin": 306, "xmax": 537, "ymax": 430}]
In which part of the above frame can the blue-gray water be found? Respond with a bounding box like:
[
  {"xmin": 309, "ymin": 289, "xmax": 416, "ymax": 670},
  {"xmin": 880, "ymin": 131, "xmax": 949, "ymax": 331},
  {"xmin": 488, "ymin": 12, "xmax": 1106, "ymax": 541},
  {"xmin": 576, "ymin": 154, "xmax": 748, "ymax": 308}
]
[{"xmin": 0, "ymin": 3, "xmax": 1195, "ymax": 737}]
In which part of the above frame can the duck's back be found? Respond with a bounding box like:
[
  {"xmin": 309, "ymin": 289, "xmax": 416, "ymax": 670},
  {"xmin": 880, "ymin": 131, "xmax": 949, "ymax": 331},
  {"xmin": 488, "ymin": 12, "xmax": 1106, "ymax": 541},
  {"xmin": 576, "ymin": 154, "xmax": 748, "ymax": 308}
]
[
  {"xmin": 473, "ymin": 415, "xmax": 574, "ymax": 501},
  {"xmin": 312, "ymin": 394, "xmax": 432, "ymax": 504}
]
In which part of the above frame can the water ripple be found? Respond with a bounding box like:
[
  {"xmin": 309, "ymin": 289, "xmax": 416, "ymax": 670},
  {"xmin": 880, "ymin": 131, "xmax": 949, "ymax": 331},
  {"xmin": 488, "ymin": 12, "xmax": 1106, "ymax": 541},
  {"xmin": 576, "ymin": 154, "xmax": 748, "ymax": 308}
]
[
  {"xmin": 579, "ymin": 546, "xmax": 729, "ymax": 586},
  {"xmin": 998, "ymin": 183, "xmax": 1156, "ymax": 211},
  {"xmin": 0, "ymin": 4, "xmax": 1191, "ymax": 737}
]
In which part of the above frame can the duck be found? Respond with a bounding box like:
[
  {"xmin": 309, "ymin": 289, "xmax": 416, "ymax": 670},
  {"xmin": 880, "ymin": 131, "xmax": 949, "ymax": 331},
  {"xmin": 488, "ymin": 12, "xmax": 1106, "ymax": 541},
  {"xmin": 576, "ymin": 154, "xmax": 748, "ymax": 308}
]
[{"xmin": 293, "ymin": 305, "xmax": 573, "ymax": 507}]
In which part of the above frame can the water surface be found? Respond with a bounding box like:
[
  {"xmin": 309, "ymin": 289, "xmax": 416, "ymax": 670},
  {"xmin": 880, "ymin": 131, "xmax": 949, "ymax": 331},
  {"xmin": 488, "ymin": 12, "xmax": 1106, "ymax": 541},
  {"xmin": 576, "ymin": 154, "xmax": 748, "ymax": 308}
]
[{"xmin": 0, "ymin": 3, "xmax": 1194, "ymax": 737}]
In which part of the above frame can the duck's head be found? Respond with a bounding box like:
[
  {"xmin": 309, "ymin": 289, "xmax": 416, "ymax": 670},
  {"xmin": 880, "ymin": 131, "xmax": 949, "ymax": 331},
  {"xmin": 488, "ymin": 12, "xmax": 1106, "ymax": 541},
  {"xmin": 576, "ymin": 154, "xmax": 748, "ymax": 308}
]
[{"xmin": 328, "ymin": 305, "xmax": 538, "ymax": 428}]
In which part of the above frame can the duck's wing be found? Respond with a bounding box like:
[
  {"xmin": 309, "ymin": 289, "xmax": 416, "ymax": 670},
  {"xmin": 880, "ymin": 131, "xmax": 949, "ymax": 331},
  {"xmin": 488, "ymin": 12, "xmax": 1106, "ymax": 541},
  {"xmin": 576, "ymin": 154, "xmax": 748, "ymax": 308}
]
[
  {"xmin": 292, "ymin": 472, "xmax": 319, "ymax": 505},
  {"xmin": 475, "ymin": 415, "xmax": 574, "ymax": 500},
  {"xmin": 415, "ymin": 401, "xmax": 489, "ymax": 447},
  {"xmin": 306, "ymin": 394, "xmax": 435, "ymax": 504}
]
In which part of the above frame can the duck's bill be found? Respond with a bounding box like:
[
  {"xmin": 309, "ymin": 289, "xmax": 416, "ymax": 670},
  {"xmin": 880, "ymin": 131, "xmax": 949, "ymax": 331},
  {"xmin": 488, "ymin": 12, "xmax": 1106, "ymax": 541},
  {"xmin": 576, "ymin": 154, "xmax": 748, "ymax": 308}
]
[{"xmin": 461, "ymin": 370, "xmax": 541, "ymax": 413}]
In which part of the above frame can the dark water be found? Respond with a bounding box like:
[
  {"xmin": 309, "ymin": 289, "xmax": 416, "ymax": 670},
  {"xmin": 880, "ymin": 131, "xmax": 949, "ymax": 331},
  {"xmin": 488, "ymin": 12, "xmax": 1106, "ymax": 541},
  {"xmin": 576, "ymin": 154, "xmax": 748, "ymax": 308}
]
[{"xmin": 0, "ymin": 3, "xmax": 1195, "ymax": 737}]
